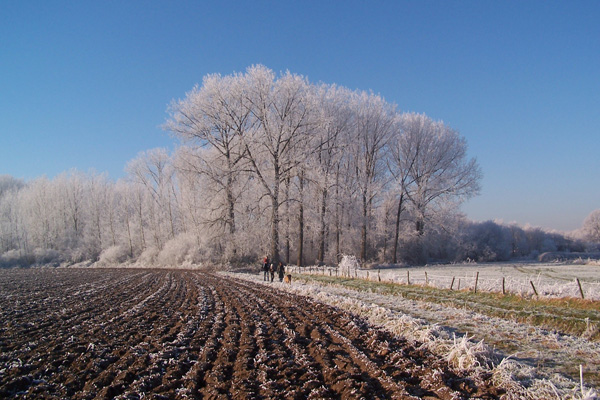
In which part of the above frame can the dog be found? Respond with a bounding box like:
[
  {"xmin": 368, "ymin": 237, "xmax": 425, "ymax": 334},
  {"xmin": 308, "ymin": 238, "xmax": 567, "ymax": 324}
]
[{"xmin": 283, "ymin": 274, "xmax": 292, "ymax": 284}]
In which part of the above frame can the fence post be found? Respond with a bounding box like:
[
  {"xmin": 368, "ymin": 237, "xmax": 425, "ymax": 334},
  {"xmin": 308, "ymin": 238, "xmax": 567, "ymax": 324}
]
[
  {"xmin": 450, "ymin": 277, "xmax": 455, "ymax": 290},
  {"xmin": 530, "ymin": 281, "xmax": 538, "ymax": 297},
  {"xmin": 576, "ymin": 278, "xmax": 585, "ymax": 299},
  {"xmin": 474, "ymin": 271, "xmax": 479, "ymax": 294},
  {"xmin": 425, "ymin": 271, "xmax": 429, "ymax": 286},
  {"xmin": 502, "ymin": 277, "xmax": 506, "ymax": 295},
  {"xmin": 378, "ymin": 269, "xmax": 381, "ymax": 282},
  {"xmin": 407, "ymin": 270, "xmax": 410, "ymax": 285}
]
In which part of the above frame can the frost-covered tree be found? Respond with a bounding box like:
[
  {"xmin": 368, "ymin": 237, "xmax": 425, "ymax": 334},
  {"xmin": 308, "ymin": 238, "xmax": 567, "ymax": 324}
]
[
  {"xmin": 396, "ymin": 113, "xmax": 482, "ymax": 235},
  {"xmin": 126, "ymin": 149, "xmax": 179, "ymax": 250},
  {"xmin": 0, "ymin": 175, "xmax": 24, "ymax": 197},
  {"xmin": 461, "ymin": 220, "xmax": 512, "ymax": 261},
  {"xmin": 174, "ymin": 145, "xmax": 252, "ymax": 259},
  {"xmin": 166, "ymin": 72, "xmax": 250, "ymax": 244},
  {"xmin": 349, "ymin": 91, "xmax": 395, "ymax": 262},
  {"xmin": 1, "ymin": 67, "xmax": 519, "ymax": 267},
  {"xmin": 85, "ymin": 172, "xmax": 112, "ymax": 258},
  {"xmin": 239, "ymin": 66, "xmax": 317, "ymax": 264},
  {"xmin": 0, "ymin": 176, "xmax": 25, "ymax": 254},
  {"xmin": 583, "ymin": 209, "xmax": 600, "ymax": 243},
  {"xmin": 57, "ymin": 171, "xmax": 86, "ymax": 249},
  {"xmin": 385, "ymin": 118, "xmax": 412, "ymax": 264},
  {"xmin": 310, "ymin": 84, "xmax": 354, "ymax": 264}
]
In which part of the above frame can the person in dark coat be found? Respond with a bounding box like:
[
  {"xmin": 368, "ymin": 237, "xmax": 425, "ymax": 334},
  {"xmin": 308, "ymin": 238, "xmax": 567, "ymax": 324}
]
[
  {"xmin": 277, "ymin": 262, "xmax": 285, "ymax": 282},
  {"xmin": 263, "ymin": 256, "xmax": 270, "ymax": 281}
]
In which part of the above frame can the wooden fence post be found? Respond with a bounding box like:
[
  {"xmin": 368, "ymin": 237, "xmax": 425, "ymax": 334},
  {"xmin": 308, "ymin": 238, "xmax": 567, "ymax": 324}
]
[
  {"xmin": 425, "ymin": 271, "xmax": 429, "ymax": 286},
  {"xmin": 407, "ymin": 270, "xmax": 410, "ymax": 285},
  {"xmin": 450, "ymin": 277, "xmax": 455, "ymax": 290},
  {"xmin": 502, "ymin": 277, "xmax": 506, "ymax": 295},
  {"xmin": 577, "ymin": 278, "xmax": 585, "ymax": 299},
  {"xmin": 474, "ymin": 271, "xmax": 479, "ymax": 293},
  {"xmin": 530, "ymin": 281, "xmax": 538, "ymax": 297}
]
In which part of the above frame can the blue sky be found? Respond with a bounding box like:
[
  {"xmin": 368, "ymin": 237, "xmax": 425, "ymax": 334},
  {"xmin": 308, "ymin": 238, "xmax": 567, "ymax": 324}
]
[{"xmin": 1, "ymin": 1, "xmax": 598, "ymax": 231}]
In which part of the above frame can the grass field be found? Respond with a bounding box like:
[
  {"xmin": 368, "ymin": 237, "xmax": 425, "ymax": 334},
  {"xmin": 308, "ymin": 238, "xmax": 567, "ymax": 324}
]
[
  {"xmin": 293, "ymin": 273, "xmax": 600, "ymax": 341},
  {"xmin": 294, "ymin": 260, "xmax": 600, "ymax": 301}
]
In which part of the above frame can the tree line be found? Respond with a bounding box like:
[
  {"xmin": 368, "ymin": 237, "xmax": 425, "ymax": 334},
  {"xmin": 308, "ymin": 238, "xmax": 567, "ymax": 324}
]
[{"xmin": 1, "ymin": 66, "xmax": 597, "ymax": 268}]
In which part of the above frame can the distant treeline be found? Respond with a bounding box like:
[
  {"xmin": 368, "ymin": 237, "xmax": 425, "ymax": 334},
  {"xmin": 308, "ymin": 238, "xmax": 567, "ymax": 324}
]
[
  {"xmin": 1, "ymin": 66, "xmax": 598, "ymax": 268},
  {"xmin": 0, "ymin": 172, "xmax": 595, "ymax": 269}
]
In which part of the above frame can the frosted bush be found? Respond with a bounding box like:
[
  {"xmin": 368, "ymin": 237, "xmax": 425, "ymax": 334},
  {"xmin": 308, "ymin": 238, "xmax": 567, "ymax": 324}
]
[
  {"xmin": 338, "ymin": 254, "xmax": 360, "ymax": 275},
  {"xmin": 137, "ymin": 246, "xmax": 159, "ymax": 266},
  {"xmin": 157, "ymin": 234, "xmax": 201, "ymax": 267},
  {"xmin": 66, "ymin": 247, "xmax": 88, "ymax": 264},
  {"xmin": 0, "ymin": 249, "xmax": 27, "ymax": 267},
  {"xmin": 33, "ymin": 248, "xmax": 61, "ymax": 264},
  {"xmin": 98, "ymin": 245, "xmax": 130, "ymax": 266}
]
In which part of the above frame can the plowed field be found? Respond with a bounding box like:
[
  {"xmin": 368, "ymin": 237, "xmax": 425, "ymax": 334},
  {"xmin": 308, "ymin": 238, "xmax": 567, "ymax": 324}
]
[{"xmin": 0, "ymin": 268, "xmax": 503, "ymax": 399}]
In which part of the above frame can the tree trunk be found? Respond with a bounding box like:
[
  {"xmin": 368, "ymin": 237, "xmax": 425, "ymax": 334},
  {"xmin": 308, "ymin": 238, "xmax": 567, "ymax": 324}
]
[
  {"xmin": 297, "ymin": 170, "xmax": 305, "ymax": 267},
  {"xmin": 416, "ymin": 216, "xmax": 424, "ymax": 236},
  {"xmin": 125, "ymin": 213, "xmax": 133, "ymax": 257},
  {"xmin": 226, "ymin": 174, "xmax": 236, "ymax": 236},
  {"xmin": 226, "ymin": 177, "xmax": 237, "ymax": 257},
  {"xmin": 361, "ymin": 191, "xmax": 368, "ymax": 262},
  {"xmin": 137, "ymin": 196, "xmax": 145, "ymax": 250},
  {"xmin": 284, "ymin": 176, "xmax": 291, "ymax": 264},
  {"xmin": 270, "ymin": 181, "xmax": 280, "ymax": 266},
  {"xmin": 318, "ymin": 187, "xmax": 327, "ymax": 263},
  {"xmin": 392, "ymin": 192, "xmax": 404, "ymax": 264},
  {"xmin": 335, "ymin": 168, "xmax": 341, "ymax": 264}
]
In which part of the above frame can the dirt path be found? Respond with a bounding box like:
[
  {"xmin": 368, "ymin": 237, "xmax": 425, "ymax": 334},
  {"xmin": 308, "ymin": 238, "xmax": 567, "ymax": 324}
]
[{"xmin": 0, "ymin": 268, "xmax": 504, "ymax": 399}]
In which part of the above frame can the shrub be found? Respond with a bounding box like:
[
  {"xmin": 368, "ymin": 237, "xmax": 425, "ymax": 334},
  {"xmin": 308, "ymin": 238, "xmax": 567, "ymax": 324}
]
[
  {"xmin": 157, "ymin": 234, "xmax": 202, "ymax": 267},
  {"xmin": 98, "ymin": 245, "xmax": 131, "ymax": 266}
]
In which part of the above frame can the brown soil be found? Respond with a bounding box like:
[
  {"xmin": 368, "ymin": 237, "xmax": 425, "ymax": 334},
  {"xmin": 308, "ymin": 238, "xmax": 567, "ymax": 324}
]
[{"xmin": 0, "ymin": 268, "xmax": 504, "ymax": 399}]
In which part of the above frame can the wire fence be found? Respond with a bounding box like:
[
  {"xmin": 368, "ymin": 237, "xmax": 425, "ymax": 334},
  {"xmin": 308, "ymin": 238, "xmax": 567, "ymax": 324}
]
[{"xmin": 290, "ymin": 264, "xmax": 600, "ymax": 301}]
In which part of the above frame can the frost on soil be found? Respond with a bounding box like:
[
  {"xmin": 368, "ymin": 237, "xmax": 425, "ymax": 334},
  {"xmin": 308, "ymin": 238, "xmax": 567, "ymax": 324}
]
[{"xmin": 229, "ymin": 269, "xmax": 599, "ymax": 400}]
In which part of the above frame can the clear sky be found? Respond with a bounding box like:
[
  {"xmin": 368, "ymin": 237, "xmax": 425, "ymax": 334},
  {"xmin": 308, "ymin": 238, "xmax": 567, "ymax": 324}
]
[{"xmin": 1, "ymin": 1, "xmax": 598, "ymax": 232}]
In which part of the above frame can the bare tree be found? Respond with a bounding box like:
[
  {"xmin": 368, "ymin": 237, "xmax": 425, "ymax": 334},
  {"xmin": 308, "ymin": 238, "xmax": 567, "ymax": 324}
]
[
  {"xmin": 126, "ymin": 149, "xmax": 178, "ymax": 250},
  {"xmin": 86, "ymin": 172, "xmax": 111, "ymax": 258},
  {"xmin": 0, "ymin": 176, "xmax": 25, "ymax": 254},
  {"xmin": 166, "ymin": 72, "xmax": 250, "ymax": 243},
  {"xmin": 385, "ymin": 119, "xmax": 411, "ymax": 264},
  {"xmin": 309, "ymin": 84, "xmax": 354, "ymax": 264},
  {"xmin": 240, "ymin": 65, "xmax": 317, "ymax": 264},
  {"xmin": 396, "ymin": 113, "xmax": 482, "ymax": 235},
  {"xmin": 349, "ymin": 91, "xmax": 396, "ymax": 262}
]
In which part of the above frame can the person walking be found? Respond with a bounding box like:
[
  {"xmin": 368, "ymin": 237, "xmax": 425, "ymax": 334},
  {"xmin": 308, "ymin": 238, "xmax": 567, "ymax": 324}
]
[
  {"xmin": 277, "ymin": 262, "xmax": 285, "ymax": 282},
  {"xmin": 263, "ymin": 256, "xmax": 270, "ymax": 281},
  {"xmin": 269, "ymin": 262, "xmax": 275, "ymax": 282}
]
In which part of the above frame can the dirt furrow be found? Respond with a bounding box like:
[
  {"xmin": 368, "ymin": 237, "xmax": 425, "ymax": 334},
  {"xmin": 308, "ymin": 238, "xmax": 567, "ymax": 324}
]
[{"xmin": 0, "ymin": 269, "xmax": 505, "ymax": 399}]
